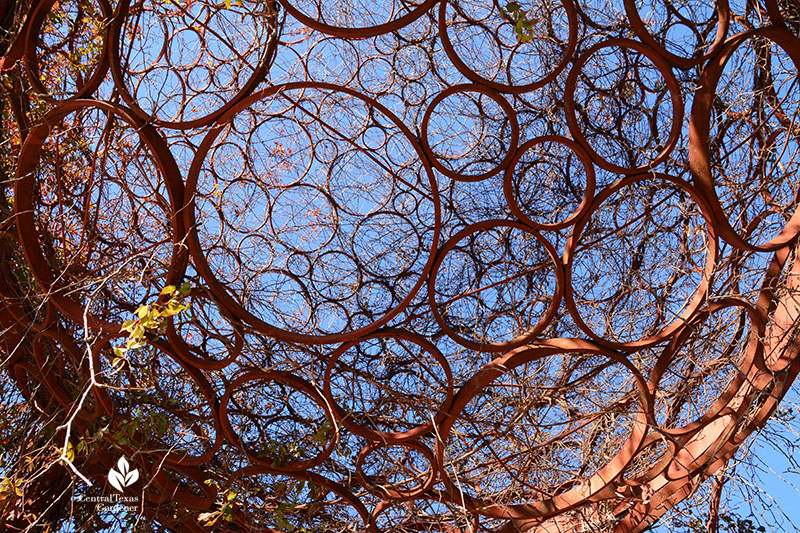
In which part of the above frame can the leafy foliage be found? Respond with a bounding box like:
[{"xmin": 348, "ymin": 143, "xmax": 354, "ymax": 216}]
[{"xmin": 501, "ymin": 2, "xmax": 542, "ymax": 42}]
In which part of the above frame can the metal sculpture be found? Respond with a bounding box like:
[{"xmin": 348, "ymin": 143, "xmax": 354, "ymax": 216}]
[{"xmin": 0, "ymin": 0, "xmax": 799, "ymax": 531}]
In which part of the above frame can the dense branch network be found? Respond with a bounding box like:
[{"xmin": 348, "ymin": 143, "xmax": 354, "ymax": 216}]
[{"xmin": 0, "ymin": 0, "xmax": 799, "ymax": 531}]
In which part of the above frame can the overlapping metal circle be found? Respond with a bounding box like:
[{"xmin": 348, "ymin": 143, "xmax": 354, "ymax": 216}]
[{"xmin": 2, "ymin": 0, "xmax": 800, "ymax": 531}]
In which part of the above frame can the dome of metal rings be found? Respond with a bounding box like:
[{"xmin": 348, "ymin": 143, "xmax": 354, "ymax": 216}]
[{"xmin": 1, "ymin": 0, "xmax": 799, "ymax": 531}]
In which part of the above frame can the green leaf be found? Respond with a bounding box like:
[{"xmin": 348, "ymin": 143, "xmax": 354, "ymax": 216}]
[
  {"xmin": 160, "ymin": 285, "xmax": 176, "ymax": 296},
  {"xmin": 130, "ymin": 324, "xmax": 145, "ymax": 339},
  {"xmin": 126, "ymin": 339, "xmax": 145, "ymax": 350},
  {"xmin": 164, "ymin": 302, "xmax": 187, "ymax": 316},
  {"xmin": 506, "ymin": 2, "xmax": 521, "ymax": 12},
  {"xmin": 311, "ymin": 424, "xmax": 329, "ymax": 443},
  {"xmin": 157, "ymin": 415, "xmax": 167, "ymax": 436},
  {"xmin": 179, "ymin": 282, "xmax": 192, "ymax": 295},
  {"xmin": 136, "ymin": 305, "xmax": 149, "ymax": 319},
  {"xmin": 222, "ymin": 502, "xmax": 234, "ymax": 521}
]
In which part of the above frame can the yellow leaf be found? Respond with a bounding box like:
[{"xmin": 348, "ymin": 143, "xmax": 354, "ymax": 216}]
[
  {"xmin": 65, "ymin": 442, "xmax": 75, "ymax": 463},
  {"xmin": 160, "ymin": 285, "xmax": 176, "ymax": 296}
]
